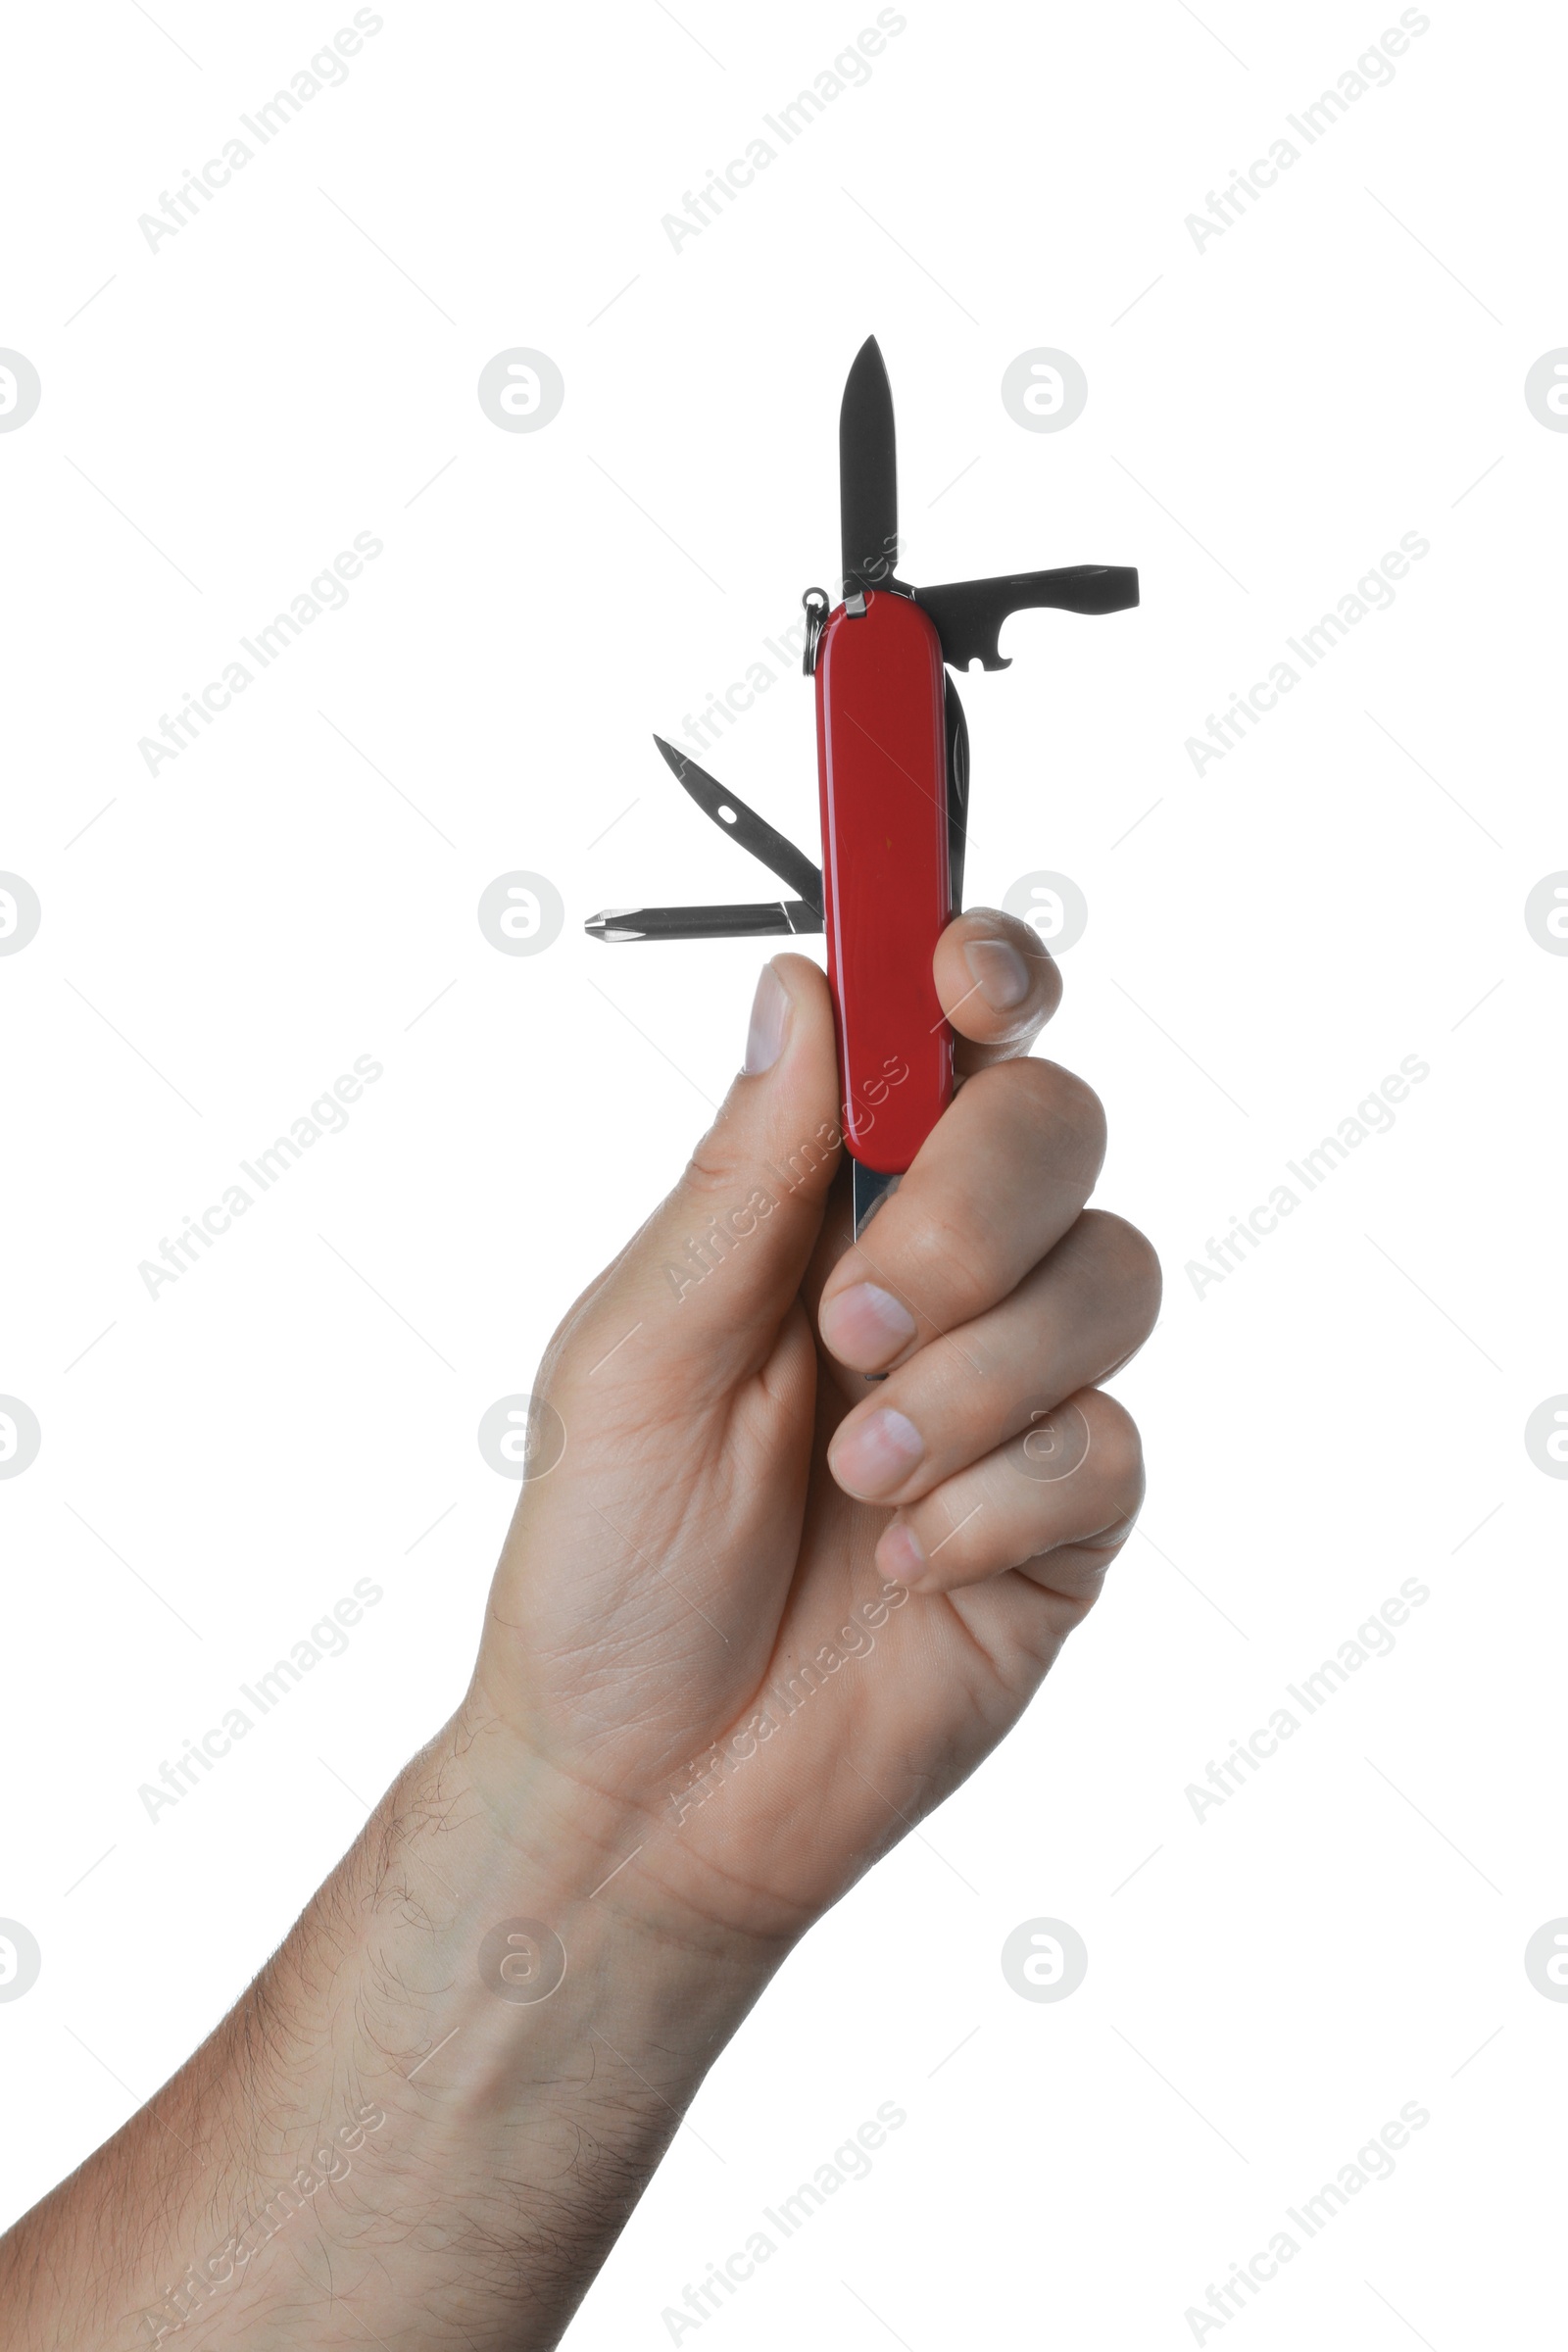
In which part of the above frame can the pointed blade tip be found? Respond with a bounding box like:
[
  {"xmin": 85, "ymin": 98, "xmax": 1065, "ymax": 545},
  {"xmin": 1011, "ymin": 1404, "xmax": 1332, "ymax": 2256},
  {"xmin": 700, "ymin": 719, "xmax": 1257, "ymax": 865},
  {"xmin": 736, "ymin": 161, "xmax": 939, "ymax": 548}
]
[{"xmin": 846, "ymin": 334, "xmax": 890, "ymax": 391}]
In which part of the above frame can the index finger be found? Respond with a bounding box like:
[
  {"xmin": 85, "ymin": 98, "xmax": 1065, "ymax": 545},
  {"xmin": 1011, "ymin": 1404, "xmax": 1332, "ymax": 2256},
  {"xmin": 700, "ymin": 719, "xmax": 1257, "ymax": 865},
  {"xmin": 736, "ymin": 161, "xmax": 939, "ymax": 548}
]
[{"xmin": 934, "ymin": 907, "xmax": 1062, "ymax": 1074}]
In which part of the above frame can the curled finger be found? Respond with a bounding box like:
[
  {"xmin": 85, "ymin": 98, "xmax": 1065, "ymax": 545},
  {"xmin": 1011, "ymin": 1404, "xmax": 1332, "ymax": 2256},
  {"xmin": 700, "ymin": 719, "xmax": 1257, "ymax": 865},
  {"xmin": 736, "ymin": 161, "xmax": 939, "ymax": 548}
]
[{"xmin": 875, "ymin": 1387, "xmax": 1145, "ymax": 1597}]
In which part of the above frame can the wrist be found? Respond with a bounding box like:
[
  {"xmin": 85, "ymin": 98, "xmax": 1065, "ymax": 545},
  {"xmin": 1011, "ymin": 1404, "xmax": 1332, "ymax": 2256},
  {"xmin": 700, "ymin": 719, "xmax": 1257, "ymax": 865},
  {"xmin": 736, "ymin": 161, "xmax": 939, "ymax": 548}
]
[
  {"xmin": 344, "ymin": 1705, "xmax": 784, "ymax": 2113},
  {"xmin": 454, "ymin": 1664, "xmax": 831, "ymax": 1959},
  {"xmin": 156, "ymin": 1715, "xmax": 783, "ymax": 2352}
]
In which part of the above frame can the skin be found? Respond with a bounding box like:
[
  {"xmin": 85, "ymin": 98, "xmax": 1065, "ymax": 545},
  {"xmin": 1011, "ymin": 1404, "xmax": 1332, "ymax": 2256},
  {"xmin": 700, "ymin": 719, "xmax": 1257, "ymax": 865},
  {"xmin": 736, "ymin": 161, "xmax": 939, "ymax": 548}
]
[{"xmin": 0, "ymin": 909, "xmax": 1157, "ymax": 2349}]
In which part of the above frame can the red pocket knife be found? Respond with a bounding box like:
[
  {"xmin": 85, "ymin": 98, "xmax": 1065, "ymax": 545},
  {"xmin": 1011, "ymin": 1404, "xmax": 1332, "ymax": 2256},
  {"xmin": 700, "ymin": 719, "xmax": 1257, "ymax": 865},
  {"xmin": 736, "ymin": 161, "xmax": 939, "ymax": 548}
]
[{"xmin": 586, "ymin": 336, "xmax": 1138, "ymax": 1234}]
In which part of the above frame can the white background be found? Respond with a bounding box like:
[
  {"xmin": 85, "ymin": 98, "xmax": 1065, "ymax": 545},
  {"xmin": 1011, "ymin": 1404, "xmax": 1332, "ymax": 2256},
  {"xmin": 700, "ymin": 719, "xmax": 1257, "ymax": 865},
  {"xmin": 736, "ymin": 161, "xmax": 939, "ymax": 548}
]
[{"xmin": 2, "ymin": 1, "xmax": 1565, "ymax": 2343}]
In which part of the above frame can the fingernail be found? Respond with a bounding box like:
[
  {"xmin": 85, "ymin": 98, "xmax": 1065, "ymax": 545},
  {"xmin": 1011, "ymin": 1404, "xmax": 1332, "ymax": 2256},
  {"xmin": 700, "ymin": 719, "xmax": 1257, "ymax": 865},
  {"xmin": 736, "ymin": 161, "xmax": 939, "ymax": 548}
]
[
  {"xmin": 963, "ymin": 936, "xmax": 1030, "ymax": 1012},
  {"xmin": 743, "ymin": 962, "xmax": 790, "ymax": 1074},
  {"xmin": 831, "ymin": 1406, "xmax": 925, "ymax": 1499},
  {"xmin": 878, "ymin": 1521, "xmax": 927, "ymax": 1587},
  {"xmin": 819, "ymin": 1281, "xmax": 918, "ymax": 1367}
]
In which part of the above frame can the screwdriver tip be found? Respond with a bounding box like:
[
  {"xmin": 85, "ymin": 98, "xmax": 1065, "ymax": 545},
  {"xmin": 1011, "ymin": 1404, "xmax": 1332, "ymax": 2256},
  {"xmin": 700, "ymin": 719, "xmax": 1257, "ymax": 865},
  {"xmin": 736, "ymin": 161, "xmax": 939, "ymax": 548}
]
[{"xmin": 584, "ymin": 909, "xmax": 642, "ymax": 943}]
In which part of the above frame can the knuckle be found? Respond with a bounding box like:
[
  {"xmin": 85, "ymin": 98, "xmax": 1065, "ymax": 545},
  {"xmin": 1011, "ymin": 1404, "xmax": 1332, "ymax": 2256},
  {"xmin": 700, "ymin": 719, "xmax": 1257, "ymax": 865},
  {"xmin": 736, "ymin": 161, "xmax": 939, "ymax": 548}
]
[
  {"xmin": 1077, "ymin": 1210, "xmax": 1163, "ymax": 1320},
  {"xmin": 911, "ymin": 1486, "xmax": 987, "ymax": 1571},
  {"xmin": 680, "ymin": 1124, "xmax": 748, "ymax": 1200},
  {"xmin": 982, "ymin": 1056, "xmax": 1106, "ymax": 1181},
  {"xmin": 1038, "ymin": 1066, "xmax": 1108, "ymax": 1176},
  {"xmin": 1081, "ymin": 1390, "xmax": 1146, "ymax": 1497},
  {"xmin": 897, "ymin": 1213, "xmax": 994, "ymax": 1329},
  {"xmin": 1084, "ymin": 1515, "xmax": 1140, "ymax": 1561}
]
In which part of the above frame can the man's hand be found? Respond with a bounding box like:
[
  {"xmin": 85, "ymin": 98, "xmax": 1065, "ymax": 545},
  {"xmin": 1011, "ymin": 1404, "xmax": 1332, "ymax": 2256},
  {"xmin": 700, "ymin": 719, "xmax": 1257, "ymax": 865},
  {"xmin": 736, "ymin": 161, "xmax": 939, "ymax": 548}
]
[
  {"xmin": 0, "ymin": 912, "xmax": 1156, "ymax": 2352},
  {"xmin": 466, "ymin": 910, "xmax": 1158, "ymax": 1941}
]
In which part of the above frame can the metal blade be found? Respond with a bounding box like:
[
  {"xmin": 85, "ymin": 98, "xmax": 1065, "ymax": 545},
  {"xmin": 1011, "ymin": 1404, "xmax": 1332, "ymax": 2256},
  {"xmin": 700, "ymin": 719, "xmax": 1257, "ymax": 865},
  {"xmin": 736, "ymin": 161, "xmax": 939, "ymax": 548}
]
[
  {"xmin": 585, "ymin": 901, "xmax": 823, "ymax": 944},
  {"xmin": 944, "ymin": 675, "xmax": 969, "ymax": 914},
  {"xmin": 839, "ymin": 335, "xmax": 899, "ymax": 599},
  {"xmin": 852, "ymin": 1163, "xmax": 901, "ymax": 1242},
  {"xmin": 652, "ymin": 736, "xmax": 822, "ymax": 911}
]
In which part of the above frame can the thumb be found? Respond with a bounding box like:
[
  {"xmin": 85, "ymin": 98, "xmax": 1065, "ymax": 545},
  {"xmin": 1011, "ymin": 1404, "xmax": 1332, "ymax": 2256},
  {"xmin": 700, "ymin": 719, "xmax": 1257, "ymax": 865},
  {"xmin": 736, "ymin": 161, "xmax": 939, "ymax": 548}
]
[{"xmin": 562, "ymin": 955, "xmax": 843, "ymax": 1396}]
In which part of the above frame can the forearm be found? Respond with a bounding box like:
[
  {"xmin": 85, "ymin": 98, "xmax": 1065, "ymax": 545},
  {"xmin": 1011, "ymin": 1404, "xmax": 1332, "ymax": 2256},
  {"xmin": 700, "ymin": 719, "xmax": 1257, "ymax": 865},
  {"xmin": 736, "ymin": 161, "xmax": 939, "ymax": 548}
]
[{"xmin": 0, "ymin": 1709, "xmax": 781, "ymax": 2350}]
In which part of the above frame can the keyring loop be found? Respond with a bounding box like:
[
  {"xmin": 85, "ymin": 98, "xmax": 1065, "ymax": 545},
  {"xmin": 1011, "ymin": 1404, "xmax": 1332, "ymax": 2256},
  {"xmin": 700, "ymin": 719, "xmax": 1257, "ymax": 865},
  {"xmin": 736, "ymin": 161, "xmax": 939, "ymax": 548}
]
[{"xmin": 801, "ymin": 586, "xmax": 830, "ymax": 676}]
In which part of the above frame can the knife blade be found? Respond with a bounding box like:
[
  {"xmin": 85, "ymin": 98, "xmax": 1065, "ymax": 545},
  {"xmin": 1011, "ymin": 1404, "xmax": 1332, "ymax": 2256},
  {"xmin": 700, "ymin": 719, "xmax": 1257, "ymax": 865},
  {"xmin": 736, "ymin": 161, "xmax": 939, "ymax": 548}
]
[
  {"xmin": 839, "ymin": 334, "xmax": 900, "ymax": 599},
  {"xmin": 652, "ymin": 736, "xmax": 822, "ymax": 911}
]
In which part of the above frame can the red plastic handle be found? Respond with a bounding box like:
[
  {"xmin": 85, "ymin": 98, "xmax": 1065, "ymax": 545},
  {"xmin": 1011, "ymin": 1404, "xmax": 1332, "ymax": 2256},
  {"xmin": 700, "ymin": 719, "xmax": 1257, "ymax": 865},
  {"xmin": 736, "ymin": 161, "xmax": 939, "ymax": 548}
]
[{"xmin": 814, "ymin": 590, "xmax": 953, "ymax": 1174}]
